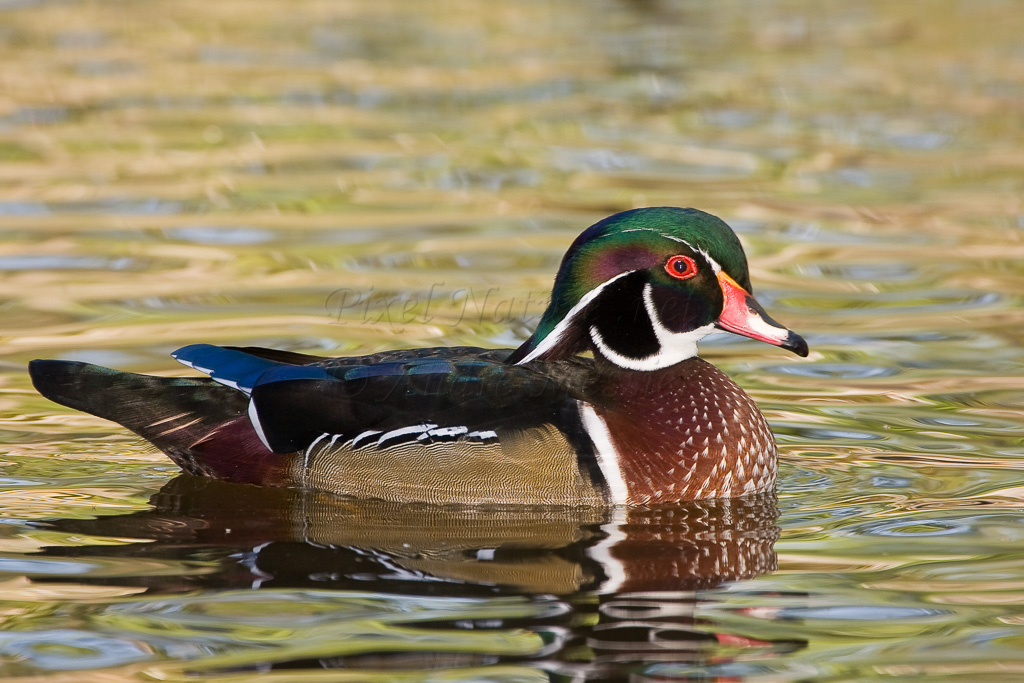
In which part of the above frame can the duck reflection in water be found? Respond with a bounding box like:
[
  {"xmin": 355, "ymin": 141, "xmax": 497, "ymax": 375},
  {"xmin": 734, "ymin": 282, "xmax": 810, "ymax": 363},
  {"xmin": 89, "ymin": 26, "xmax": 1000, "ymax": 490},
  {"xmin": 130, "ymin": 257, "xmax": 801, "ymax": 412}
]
[{"xmin": 34, "ymin": 476, "xmax": 803, "ymax": 677}]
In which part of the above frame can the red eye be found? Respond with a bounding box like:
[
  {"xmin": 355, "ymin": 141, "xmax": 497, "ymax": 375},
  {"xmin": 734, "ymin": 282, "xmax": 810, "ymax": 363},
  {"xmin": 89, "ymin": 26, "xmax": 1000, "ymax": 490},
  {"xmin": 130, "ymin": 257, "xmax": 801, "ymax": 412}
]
[{"xmin": 665, "ymin": 255, "xmax": 698, "ymax": 280}]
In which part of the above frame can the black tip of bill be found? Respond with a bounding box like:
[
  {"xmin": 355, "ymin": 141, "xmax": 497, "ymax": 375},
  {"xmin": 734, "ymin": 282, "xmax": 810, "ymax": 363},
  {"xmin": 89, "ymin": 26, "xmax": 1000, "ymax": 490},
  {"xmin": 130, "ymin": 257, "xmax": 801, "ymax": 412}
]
[{"xmin": 782, "ymin": 331, "xmax": 809, "ymax": 358}]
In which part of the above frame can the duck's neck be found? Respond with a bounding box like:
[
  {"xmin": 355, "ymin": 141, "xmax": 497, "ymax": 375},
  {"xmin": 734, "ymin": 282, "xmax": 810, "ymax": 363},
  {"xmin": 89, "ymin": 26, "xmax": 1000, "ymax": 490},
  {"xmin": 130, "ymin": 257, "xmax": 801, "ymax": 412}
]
[{"xmin": 581, "ymin": 357, "xmax": 777, "ymax": 504}]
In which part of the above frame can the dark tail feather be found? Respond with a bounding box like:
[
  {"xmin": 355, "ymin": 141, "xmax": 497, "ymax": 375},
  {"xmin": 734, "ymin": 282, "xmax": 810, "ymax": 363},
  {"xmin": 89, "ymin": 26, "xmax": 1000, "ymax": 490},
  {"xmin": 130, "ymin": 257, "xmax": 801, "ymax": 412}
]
[{"xmin": 28, "ymin": 360, "xmax": 289, "ymax": 486}]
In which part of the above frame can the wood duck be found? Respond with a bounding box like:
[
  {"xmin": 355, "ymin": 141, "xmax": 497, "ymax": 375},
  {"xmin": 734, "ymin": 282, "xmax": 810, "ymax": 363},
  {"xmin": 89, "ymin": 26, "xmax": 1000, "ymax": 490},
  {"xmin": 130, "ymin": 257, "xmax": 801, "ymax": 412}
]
[{"xmin": 29, "ymin": 207, "xmax": 807, "ymax": 506}]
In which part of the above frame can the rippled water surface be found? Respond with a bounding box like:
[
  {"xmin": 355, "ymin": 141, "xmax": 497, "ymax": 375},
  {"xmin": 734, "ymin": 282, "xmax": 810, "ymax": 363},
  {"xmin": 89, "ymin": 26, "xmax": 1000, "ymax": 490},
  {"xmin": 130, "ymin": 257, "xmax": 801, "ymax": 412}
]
[{"xmin": 2, "ymin": 1, "xmax": 1024, "ymax": 680}]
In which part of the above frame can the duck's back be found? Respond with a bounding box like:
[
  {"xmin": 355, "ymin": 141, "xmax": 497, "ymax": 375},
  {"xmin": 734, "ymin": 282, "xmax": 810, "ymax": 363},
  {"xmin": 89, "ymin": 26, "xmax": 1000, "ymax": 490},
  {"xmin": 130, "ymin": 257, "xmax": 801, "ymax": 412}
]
[{"xmin": 30, "ymin": 346, "xmax": 613, "ymax": 505}]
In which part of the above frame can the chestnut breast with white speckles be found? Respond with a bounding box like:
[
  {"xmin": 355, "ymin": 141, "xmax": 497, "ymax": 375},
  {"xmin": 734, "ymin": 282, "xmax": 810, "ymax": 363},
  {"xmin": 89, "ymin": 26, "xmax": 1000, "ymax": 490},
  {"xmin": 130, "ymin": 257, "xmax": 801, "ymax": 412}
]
[{"xmin": 588, "ymin": 357, "xmax": 777, "ymax": 503}]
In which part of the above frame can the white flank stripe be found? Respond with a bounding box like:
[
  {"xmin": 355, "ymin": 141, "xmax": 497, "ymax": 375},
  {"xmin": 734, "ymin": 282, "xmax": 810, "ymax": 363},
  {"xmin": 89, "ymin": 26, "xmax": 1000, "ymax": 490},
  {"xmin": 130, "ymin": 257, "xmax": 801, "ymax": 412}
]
[
  {"xmin": 426, "ymin": 425, "xmax": 469, "ymax": 439},
  {"xmin": 306, "ymin": 433, "xmax": 330, "ymax": 452},
  {"xmin": 304, "ymin": 432, "xmax": 329, "ymax": 484},
  {"xmin": 248, "ymin": 399, "xmax": 273, "ymax": 452},
  {"xmin": 578, "ymin": 403, "xmax": 629, "ymax": 505},
  {"xmin": 377, "ymin": 423, "xmax": 438, "ymax": 447},
  {"xmin": 515, "ymin": 271, "xmax": 633, "ymax": 365},
  {"xmin": 351, "ymin": 430, "xmax": 383, "ymax": 448},
  {"xmin": 467, "ymin": 430, "xmax": 499, "ymax": 441}
]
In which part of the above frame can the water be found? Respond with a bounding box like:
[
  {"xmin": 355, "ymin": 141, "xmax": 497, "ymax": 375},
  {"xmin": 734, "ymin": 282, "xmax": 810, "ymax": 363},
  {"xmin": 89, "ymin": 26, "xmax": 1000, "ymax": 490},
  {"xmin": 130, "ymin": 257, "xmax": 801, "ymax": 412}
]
[{"xmin": 2, "ymin": 0, "xmax": 1024, "ymax": 680}]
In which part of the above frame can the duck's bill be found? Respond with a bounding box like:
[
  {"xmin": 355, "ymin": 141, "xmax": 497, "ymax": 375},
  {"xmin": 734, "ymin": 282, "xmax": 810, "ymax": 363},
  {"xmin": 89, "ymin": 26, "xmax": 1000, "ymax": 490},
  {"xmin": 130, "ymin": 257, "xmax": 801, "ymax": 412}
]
[{"xmin": 715, "ymin": 271, "xmax": 809, "ymax": 357}]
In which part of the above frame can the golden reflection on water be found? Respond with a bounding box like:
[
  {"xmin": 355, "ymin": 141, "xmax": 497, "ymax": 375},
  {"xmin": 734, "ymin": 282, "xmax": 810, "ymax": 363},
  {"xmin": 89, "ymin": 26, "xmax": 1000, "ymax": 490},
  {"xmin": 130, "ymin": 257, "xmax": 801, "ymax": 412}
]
[{"xmin": 0, "ymin": 0, "xmax": 1023, "ymax": 679}]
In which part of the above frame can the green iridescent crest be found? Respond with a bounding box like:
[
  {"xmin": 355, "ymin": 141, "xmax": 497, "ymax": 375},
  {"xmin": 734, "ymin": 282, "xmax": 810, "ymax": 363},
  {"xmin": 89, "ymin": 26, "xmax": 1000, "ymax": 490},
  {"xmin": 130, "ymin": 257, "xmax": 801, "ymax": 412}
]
[{"xmin": 523, "ymin": 207, "xmax": 752, "ymax": 356}]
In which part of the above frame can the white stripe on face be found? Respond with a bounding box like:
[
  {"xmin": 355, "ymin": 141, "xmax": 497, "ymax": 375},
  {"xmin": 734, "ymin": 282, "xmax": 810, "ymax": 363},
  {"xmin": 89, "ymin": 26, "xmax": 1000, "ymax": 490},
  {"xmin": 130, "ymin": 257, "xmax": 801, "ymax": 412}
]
[
  {"xmin": 515, "ymin": 271, "xmax": 633, "ymax": 365},
  {"xmin": 589, "ymin": 283, "xmax": 715, "ymax": 371}
]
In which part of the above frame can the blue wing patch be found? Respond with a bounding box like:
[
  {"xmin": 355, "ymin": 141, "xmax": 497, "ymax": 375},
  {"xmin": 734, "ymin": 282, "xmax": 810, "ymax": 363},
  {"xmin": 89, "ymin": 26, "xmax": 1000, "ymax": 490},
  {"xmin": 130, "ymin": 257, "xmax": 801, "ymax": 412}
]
[{"xmin": 172, "ymin": 344, "xmax": 332, "ymax": 395}]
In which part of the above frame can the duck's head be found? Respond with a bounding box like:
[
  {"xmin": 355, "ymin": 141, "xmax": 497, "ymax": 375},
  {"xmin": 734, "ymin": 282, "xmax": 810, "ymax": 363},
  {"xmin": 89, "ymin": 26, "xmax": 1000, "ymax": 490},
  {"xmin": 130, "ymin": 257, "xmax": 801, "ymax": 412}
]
[{"xmin": 508, "ymin": 207, "xmax": 808, "ymax": 369}]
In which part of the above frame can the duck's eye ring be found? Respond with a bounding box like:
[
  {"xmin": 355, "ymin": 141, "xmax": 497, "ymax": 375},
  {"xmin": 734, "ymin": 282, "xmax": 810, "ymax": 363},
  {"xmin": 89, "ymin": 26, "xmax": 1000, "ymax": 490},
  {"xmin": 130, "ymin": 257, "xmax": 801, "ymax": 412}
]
[{"xmin": 665, "ymin": 255, "xmax": 698, "ymax": 280}]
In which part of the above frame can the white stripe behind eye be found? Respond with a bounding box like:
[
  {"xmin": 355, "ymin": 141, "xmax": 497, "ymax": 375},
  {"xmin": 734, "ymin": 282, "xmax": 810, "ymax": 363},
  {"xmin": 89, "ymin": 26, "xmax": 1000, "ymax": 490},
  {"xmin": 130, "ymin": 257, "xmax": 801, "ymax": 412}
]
[
  {"xmin": 623, "ymin": 228, "xmax": 722, "ymax": 274},
  {"xmin": 676, "ymin": 239, "xmax": 720, "ymax": 274},
  {"xmin": 516, "ymin": 229, "xmax": 725, "ymax": 367},
  {"xmin": 515, "ymin": 271, "xmax": 633, "ymax": 365}
]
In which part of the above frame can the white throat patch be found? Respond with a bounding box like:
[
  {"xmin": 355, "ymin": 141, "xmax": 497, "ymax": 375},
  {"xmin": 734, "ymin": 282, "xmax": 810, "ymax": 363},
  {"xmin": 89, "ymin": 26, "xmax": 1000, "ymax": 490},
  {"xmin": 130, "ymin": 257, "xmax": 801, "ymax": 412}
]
[{"xmin": 590, "ymin": 282, "xmax": 714, "ymax": 371}]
